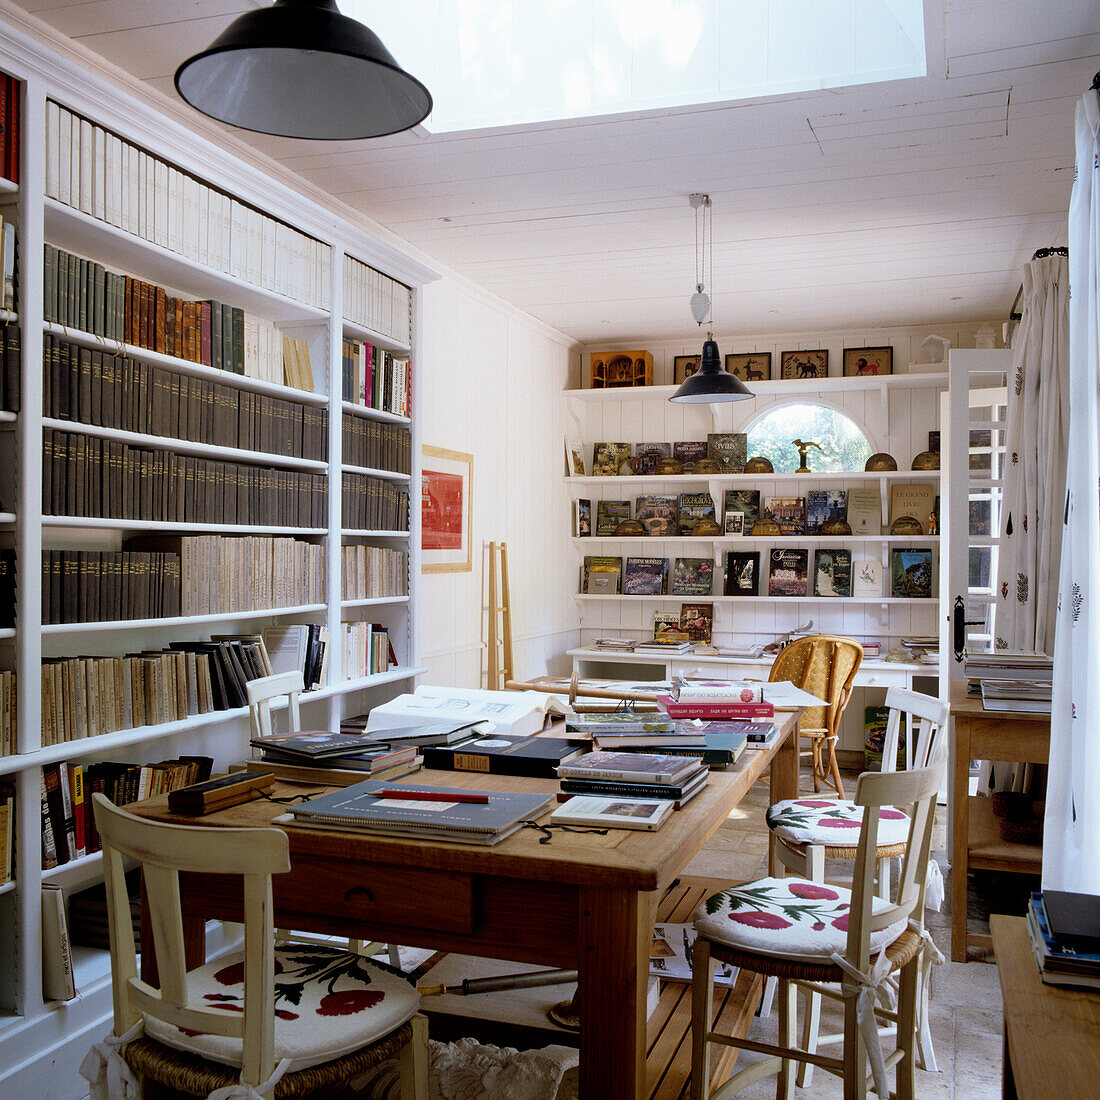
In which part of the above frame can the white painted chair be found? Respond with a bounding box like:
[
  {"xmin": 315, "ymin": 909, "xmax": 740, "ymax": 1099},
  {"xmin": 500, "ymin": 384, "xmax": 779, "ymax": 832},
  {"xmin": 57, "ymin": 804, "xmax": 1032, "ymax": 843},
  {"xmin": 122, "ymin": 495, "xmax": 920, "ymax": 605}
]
[
  {"xmin": 247, "ymin": 671, "xmax": 401, "ymax": 967},
  {"xmin": 82, "ymin": 792, "xmax": 427, "ymax": 1100},
  {"xmin": 690, "ymin": 750, "xmax": 945, "ymax": 1100},
  {"xmin": 765, "ymin": 686, "xmax": 950, "ymax": 1082}
]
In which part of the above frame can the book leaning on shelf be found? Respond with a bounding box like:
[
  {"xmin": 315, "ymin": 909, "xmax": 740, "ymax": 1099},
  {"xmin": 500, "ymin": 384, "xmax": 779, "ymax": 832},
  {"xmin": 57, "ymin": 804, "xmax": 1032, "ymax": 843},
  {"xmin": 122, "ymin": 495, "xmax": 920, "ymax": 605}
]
[{"xmin": 279, "ymin": 779, "xmax": 554, "ymax": 845}]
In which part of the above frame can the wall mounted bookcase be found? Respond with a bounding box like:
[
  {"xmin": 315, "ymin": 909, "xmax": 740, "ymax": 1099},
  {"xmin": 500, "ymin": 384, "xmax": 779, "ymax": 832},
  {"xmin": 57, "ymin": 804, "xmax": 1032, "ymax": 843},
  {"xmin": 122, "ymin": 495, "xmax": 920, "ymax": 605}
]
[{"xmin": 0, "ymin": 23, "xmax": 437, "ymax": 1092}]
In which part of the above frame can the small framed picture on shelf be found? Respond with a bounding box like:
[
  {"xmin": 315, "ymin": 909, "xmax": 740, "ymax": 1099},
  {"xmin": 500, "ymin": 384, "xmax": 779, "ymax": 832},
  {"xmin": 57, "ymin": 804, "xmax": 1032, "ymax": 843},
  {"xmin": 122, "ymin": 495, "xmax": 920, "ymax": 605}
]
[
  {"xmin": 724, "ymin": 512, "xmax": 745, "ymax": 535},
  {"xmin": 725, "ymin": 352, "xmax": 771, "ymax": 382},
  {"xmin": 843, "ymin": 346, "xmax": 892, "ymax": 377},
  {"xmin": 780, "ymin": 349, "xmax": 828, "ymax": 380},
  {"xmin": 674, "ymin": 355, "xmax": 701, "ymax": 384}
]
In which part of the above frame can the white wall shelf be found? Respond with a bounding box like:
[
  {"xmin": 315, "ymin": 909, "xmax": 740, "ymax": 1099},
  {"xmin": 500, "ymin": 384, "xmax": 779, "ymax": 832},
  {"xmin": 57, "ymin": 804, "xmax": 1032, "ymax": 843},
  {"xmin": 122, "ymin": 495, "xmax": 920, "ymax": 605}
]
[
  {"xmin": 342, "ymin": 528, "xmax": 411, "ymax": 539},
  {"xmin": 309, "ymin": 665, "xmax": 428, "ymax": 700},
  {"xmin": 565, "ymin": 469, "xmax": 941, "ymax": 490},
  {"xmin": 342, "ymin": 462, "xmax": 411, "ymax": 482},
  {"xmin": 41, "ymin": 603, "xmax": 327, "ymax": 634},
  {"xmin": 576, "ymin": 594, "xmax": 935, "ymax": 605},
  {"xmin": 340, "ymin": 399, "xmax": 411, "ymax": 425},
  {"xmin": 342, "ymin": 317, "xmax": 411, "ymax": 355},
  {"xmin": 574, "ymin": 535, "xmax": 940, "ymax": 547},
  {"xmin": 41, "ymin": 417, "xmax": 328, "ymax": 471},
  {"xmin": 340, "ymin": 596, "xmax": 410, "ymax": 608},
  {"xmin": 42, "ymin": 516, "xmax": 326, "ymax": 535}
]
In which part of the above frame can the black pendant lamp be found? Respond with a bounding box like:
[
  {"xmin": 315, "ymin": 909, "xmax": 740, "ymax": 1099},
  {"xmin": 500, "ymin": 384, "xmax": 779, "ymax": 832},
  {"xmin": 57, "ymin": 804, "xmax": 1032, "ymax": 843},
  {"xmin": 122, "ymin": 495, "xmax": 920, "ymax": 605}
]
[
  {"xmin": 670, "ymin": 193, "xmax": 753, "ymax": 404},
  {"xmin": 174, "ymin": 0, "xmax": 433, "ymax": 140}
]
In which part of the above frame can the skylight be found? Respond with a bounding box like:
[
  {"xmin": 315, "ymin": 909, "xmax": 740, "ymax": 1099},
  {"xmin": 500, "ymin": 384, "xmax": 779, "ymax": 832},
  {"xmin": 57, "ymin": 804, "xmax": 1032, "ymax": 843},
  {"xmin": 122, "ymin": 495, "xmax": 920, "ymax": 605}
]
[{"xmin": 349, "ymin": 0, "xmax": 926, "ymax": 134}]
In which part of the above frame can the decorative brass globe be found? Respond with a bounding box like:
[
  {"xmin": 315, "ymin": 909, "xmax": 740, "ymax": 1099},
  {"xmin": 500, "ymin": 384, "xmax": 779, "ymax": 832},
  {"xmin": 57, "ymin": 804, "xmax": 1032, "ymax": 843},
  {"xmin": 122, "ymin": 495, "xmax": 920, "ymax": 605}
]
[
  {"xmin": 614, "ymin": 519, "xmax": 646, "ymax": 536},
  {"xmin": 820, "ymin": 517, "xmax": 852, "ymax": 535},
  {"xmin": 911, "ymin": 450, "xmax": 941, "ymax": 471},
  {"xmin": 692, "ymin": 457, "xmax": 722, "ymax": 474},
  {"xmin": 743, "ymin": 456, "xmax": 774, "ymax": 474},
  {"xmin": 865, "ymin": 452, "xmax": 898, "ymax": 472},
  {"xmin": 889, "ymin": 514, "xmax": 924, "ymax": 535},
  {"xmin": 751, "ymin": 517, "xmax": 782, "ymax": 535},
  {"xmin": 692, "ymin": 517, "xmax": 722, "ymax": 536},
  {"xmin": 656, "ymin": 456, "xmax": 684, "ymax": 475}
]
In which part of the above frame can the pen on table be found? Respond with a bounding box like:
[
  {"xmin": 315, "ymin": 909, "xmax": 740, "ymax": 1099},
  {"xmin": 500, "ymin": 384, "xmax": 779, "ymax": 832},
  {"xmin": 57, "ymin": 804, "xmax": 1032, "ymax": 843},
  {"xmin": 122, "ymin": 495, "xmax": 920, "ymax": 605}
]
[{"xmin": 374, "ymin": 789, "xmax": 490, "ymax": 804}]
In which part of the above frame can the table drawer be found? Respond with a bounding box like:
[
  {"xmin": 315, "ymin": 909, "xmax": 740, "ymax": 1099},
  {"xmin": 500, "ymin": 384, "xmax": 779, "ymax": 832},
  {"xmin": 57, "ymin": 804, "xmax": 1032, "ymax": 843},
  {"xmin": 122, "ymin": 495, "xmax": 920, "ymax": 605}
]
[{"xmin": 278, "ymin": 856, "xmax": 475, "ymax": 935}]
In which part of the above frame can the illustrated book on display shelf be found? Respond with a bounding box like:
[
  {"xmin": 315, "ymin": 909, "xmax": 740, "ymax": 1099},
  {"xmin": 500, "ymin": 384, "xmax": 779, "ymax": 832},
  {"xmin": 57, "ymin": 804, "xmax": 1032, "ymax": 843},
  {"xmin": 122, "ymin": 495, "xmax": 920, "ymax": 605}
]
[{"xmin": 550, "ymin": 795, "xmax": 674, "ymax": 831}]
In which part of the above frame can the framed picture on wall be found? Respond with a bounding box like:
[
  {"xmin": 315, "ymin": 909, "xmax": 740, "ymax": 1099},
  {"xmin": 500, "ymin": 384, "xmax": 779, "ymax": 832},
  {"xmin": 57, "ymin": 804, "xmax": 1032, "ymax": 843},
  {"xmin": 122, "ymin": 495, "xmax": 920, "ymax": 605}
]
[
  {"xmin": 780, "ymin": 349, "xmax": 828, "ymax": 379},
  {"xmin": 422, "ymin": 445, "xmax": 473, "ymax": 573},
  {"xmin": 843, "ymin": 346, "xmax": 893, "ymax": 376},
  {"xmin": 674, "ymin": 355, "xmax": 701, "ymax": 383},
  {"xmin": 724, "ymin": 352, "xmax": 771, "ymax": 382}
]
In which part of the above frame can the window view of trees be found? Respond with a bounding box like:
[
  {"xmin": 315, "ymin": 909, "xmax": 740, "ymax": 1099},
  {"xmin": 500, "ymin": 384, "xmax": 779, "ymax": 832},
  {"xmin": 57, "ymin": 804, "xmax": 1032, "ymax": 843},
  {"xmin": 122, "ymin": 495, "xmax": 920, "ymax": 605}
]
[{"xmin": 746, "ymin": 404, "xmax": 872, "ymax": 472}]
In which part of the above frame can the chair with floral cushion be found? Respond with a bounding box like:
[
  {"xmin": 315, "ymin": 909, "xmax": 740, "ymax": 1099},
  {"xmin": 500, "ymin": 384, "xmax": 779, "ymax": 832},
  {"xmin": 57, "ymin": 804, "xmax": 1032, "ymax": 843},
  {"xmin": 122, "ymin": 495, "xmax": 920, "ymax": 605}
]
[
  {"xmin": 765, "ymin": 686, "xmax": 950, "ymax": 1081},
  {"xmin": 690, "ymin": 748, "xmax": 945, "ymax": 1100},
  {"xmin": 768, "ymin": 635, "xmax": 862, "ymax": 798},
  {"xmin": 81, "ymin": 792, "xmax": 428, "ymax": 1100}
]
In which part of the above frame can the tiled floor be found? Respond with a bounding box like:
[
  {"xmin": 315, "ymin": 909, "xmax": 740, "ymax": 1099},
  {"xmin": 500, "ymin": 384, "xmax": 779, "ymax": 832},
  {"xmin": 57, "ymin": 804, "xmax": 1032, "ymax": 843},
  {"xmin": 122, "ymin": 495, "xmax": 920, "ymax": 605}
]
[{"xmin": 677, "ymin": 772, "xmax": 1016, "ymax": 1099}]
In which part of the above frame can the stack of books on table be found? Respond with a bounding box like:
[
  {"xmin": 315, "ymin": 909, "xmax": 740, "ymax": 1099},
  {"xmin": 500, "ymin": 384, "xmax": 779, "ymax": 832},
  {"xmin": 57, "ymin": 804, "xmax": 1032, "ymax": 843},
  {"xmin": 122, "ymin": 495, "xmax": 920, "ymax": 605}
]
[
  {"xmin": 248, "ymin": 731, "xmax": 424, "ymax": 784},
  {"xmin": 280, "ymin": 779, "xmax": 555, "ymax": 845},
  {"xmin": 550, "ymin": 750, "xmax": 709, "ymax": 830},
  {"xmin": 1026, "ymin": 890, "xmax": 1100, "ymax": 989},
  {"xmin": 964, "ymin": 650, "xmax": 1054, "ymax": 712},
  {"xmin": 634, "ymin": 637, "xmax": 693, "ymax": 655},
  {"xmin": 594, "ymin": 637, "xmax": 638, "ymax": 651},
  {"xmin": 656, "ymin": 682, "xmax": 775, "ymax": 721}
]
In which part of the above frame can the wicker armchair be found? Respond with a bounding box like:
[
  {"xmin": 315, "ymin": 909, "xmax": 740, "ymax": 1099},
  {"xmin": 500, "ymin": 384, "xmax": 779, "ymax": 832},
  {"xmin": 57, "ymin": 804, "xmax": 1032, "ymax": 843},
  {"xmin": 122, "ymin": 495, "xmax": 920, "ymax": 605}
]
[{"xmin": 768, "ymin": 635, "xmax": 862, "ymax": 797}]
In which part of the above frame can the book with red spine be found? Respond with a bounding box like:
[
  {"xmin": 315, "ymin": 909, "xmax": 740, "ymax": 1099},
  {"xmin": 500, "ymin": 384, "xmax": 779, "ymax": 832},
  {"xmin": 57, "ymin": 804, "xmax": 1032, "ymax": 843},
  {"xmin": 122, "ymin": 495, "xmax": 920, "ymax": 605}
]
[{"xmin": 656, "ymin": 694, "xmax": 775, "ymax": 720}]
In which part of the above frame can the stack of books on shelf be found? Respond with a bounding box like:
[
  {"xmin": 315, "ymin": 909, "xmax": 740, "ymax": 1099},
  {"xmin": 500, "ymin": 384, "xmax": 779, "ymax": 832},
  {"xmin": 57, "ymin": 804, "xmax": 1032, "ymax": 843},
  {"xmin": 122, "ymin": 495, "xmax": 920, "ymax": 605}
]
[
  {"xmin": 964, "ymin": 649, "xmax": 1054, "ymax": 712},
  {"xmin": 342, "ymin": 621, "xmax": 394, "ymax": 679},
  {"xmin": 551, "ymin": 750, "xmax": 709, "ymax": 830},
  {"xmin": 340, "ymin": 413, "xmax": 412, "ymax": 473},
  {"xmin": 342, "ymin": 471, "xmax": 410, "ymax": 530},
  {"xmin": 261, "ymin": 623, "xmax": 328, "ymax": 689},
  {"xmin": 0, "ymin": 780, "xmax": 13, "ymax": 884},
  {"xmin": 1027, "ymin": 890, "xmax": 1100, "ymax": 989},
  {"xmin": 340, "ymin": 544, "xmax": 409, "ymax": 600},
  {"xmin": 344, "ymin": 254, "xmax": 413, "ymax": 347},
  {"xmin": 657, "ymin": 683, "xmax": 775, "ymax": 721},
  {"xmin": 594, "ymin": 637, "xmax": 638, "ymax": 651},
  {"xmin": 635, "ymin": 636, "xmax": 692, "ymax": 655},
  {"xmin": 281, "ymin": 779, "xmax": 554, "ymax": 845},
  {"xmin": 340, "ymin": 338, "xmax": 411, "ymax": 417}
]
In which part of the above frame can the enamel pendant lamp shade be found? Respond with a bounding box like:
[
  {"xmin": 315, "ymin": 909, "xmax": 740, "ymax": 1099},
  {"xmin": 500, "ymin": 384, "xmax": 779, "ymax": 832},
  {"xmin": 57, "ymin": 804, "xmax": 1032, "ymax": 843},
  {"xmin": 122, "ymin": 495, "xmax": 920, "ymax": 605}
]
[
  {"xmin": 174, "ymin": 0, "xmax": 433, "ymax": 140},
  {"xmin": 670, "ymin": 336, "xmax": 753, "ymax": 402}
]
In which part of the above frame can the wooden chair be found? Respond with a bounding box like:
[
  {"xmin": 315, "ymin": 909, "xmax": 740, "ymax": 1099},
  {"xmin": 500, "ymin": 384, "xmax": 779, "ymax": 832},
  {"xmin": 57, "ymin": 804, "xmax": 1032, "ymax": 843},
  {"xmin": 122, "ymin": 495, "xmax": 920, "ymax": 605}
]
[
  {"xmin": 690, "ymin": 750, "xmax": 946, "ymax": 1100},
  {"xmin": 246, "ymin": 671, "xmax": 400, "ymax": 965},
  {"xmin": 768, "ymin": 635, "xmax": 862, "ymax": 797},
  {"xmin": 766, "ymin": 686, "xmax": 951, "ymax": 1081},
  {"xmin": 82, "ymin": 792, "xmax": 427, "ymax": 1100}
]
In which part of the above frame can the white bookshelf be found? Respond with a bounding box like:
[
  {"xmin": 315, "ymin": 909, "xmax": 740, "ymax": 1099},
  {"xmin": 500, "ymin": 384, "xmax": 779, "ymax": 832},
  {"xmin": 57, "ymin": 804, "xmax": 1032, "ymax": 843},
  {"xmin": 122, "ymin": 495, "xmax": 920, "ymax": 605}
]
[{"xmin": 0, "ymin": 28, "xmax": 438, "ymax": 1089}]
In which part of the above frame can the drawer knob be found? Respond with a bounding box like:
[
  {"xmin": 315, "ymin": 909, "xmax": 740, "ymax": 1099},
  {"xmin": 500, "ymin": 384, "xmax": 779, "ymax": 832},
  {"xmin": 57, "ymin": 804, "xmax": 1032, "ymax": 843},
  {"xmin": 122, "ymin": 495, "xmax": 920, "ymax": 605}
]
[{"xmin": 343, "ymin": 886, "xmax": 375, "ymax": 903}]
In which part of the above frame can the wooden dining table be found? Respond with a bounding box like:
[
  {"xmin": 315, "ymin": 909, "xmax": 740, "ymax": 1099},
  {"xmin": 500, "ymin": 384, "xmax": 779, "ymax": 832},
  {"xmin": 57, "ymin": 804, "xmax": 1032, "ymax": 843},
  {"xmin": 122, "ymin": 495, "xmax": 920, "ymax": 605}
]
[{"xmin": 128, "ymin": 710, "xmax": 799, "ymax": 1100}]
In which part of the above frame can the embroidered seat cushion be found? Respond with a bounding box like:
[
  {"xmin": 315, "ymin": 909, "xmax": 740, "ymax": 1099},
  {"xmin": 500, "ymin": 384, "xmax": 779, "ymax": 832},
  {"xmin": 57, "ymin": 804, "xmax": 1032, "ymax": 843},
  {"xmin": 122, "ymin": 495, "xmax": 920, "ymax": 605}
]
[
  {"xmin": 144, "ymin": 945, "xmax": 419, "ymax": 1072},
  {"xmin": 693, "ymin": 877, "xmax": 907, "ymax": 962},
  {"xmin": 766, "ymin": 798, "xmax": 909, "ymax": 847}
]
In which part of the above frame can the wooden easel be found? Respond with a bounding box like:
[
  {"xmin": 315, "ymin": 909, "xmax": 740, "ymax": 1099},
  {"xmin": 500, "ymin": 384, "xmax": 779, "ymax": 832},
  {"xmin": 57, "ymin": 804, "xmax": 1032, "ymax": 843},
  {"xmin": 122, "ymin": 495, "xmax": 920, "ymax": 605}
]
[{"xmin": 487, "ymin": 541, "xmax": 513, "ymax": 690}]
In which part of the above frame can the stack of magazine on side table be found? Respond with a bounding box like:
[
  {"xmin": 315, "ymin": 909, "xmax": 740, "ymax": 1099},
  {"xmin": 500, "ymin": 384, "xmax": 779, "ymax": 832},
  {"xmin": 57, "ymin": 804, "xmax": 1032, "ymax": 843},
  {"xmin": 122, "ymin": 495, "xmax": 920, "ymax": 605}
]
[
  {"xmin": 550, "ymin": 750, "xmax": 710, "ymax": 831},
  {"xmin": 964, "ymin": 649, "xmax": 1054, "ymax": 713},
  {"xmin": 279, "ymin": 779, "xmax": 554, "ymax": 846},
  {"xmin": 1026, "ymin": 890, "xmax": 1100, "ymax": 989}
]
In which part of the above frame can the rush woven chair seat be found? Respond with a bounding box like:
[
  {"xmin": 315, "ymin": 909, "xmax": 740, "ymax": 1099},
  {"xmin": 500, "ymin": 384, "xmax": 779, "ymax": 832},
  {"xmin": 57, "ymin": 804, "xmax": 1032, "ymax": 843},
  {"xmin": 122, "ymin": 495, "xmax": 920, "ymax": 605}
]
[
  {"xmin": 81, "ymin": 792, "xmax": 428, "ymax": 1100},
  {"xmin": 765, "ymin": 686, "xmax": 951, "ymax": 1082},
  {"xmin": 768, "ymin": 635, "xmax": 862, "ymax": 797},
  {"xmin": 690, "ymin": 751, "xmax": 945, "ymax": 1100}
]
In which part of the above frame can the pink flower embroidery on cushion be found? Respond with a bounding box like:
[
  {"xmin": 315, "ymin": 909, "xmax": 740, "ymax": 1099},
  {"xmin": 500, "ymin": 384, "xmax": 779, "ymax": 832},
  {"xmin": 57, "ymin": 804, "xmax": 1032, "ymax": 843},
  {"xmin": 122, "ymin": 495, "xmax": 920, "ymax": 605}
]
[
  {"xmin": 318, "ymin": 990, "xmax": 384, "ymax": 1016},
  {"xmin": 730, "ymin": 911, "xmax": 792, "ymax": 929},
  {"xmin": 789, "ymin": 883, "xmax": 839, "ymax": 900},
  {"xmin": 832, "ymin": 915, "xmax": 849, "ymax": 931},
  {"xmin": 819, "ymin": 818, "xmax": 862, "ymax": 828},
  {"xmin": 214, "ymin": 961, "xmax": 244, "ymax": 986},
  {"xmin": 794, "ymin": 800, "xmax": 834, "ymax": 808},
  {"xmin": 276, "ymin": 1009, "xmax": 299, "ymax": 1021},
  {"xmin": 880, "ymin": 810, "xmax": 906, "ymax": 820}
]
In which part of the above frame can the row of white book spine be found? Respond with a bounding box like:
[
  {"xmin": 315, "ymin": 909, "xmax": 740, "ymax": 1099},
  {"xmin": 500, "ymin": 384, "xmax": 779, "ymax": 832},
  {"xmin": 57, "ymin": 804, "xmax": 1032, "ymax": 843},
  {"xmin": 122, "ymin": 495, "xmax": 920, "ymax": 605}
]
[
  {"xmin": 344, "ymin": 254, "xmax": 411, "ymax": 346},
  {"xmin": 342, "ymin": 621, "xmax": 391, "ymax": 679},
  {"xmin": 45, "ymin": 101, "xmax": 330, "ymax": 309},
  {"xmin": 341, "ymin": 544, "xmax": 408, "ymax": 600}
]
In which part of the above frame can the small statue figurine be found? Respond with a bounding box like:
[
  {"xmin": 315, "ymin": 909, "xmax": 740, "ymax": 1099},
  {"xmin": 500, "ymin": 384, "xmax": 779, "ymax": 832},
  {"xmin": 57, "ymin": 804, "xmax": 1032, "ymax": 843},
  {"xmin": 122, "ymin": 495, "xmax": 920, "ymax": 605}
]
[{"xmin": 791, "ymin": 438, "xmax": 822, "ymax": 473}]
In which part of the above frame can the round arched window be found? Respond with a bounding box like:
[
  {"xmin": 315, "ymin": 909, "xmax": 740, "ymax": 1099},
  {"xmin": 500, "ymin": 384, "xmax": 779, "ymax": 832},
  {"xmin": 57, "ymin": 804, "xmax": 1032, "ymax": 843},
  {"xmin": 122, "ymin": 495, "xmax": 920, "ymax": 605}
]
[{"xmin": 746, "ymin": 404, "xmax": 872, "ymax": 473}]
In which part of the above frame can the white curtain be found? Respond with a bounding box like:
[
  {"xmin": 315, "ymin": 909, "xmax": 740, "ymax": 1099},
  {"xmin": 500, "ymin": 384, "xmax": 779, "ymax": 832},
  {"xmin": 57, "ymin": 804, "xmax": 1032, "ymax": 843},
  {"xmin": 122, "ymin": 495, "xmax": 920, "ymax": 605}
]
[
  {"xmin": 1043, "ymin": 88, "xmax": 1100, "ymax": 894},
  {"xmin": 994, "ymin": 254, "xmax": 1070, "ymax": 654}
]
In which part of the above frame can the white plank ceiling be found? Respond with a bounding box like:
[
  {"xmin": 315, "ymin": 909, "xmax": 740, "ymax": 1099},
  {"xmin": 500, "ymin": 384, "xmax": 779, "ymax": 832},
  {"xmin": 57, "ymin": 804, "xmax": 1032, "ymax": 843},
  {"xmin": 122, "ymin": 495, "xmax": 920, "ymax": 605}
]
[{"xmin": 5, "ymin": 0, "xmax": 1097, "ymax": 344}]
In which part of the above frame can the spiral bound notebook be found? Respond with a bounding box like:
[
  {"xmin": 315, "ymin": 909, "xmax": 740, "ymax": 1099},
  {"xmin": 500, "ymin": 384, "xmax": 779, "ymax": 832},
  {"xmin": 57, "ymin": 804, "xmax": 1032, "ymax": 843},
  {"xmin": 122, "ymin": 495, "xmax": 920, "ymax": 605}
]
[{"xmin": 279, "ymin": 779, "xmax": 554, "ymax": 845}]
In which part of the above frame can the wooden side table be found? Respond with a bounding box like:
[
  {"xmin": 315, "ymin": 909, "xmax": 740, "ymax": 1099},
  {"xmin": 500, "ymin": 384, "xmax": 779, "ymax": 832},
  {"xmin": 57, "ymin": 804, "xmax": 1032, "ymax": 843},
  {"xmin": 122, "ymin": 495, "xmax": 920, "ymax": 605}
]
[
  {"xmin": 951, "ymin": 684, "xmax": 1049, "ymax": 961},
  {"xmin": 990, "ymin": 914, "xmax": 1100, "ymax": 1099}
]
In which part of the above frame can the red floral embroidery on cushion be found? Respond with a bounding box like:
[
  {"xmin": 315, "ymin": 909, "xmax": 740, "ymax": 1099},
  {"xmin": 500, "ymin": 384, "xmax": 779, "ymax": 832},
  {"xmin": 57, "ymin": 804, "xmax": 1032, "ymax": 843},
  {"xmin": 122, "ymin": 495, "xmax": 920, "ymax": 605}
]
[
  {"xmin": 730, "ymin": 911, "xmax": 792, "ymax": 929},
  {"xmin": 794, "ymin": 800, "xmax": 833, "ymax": 808},
  {"xmin": 276, "ymin": 1009, "xmax": 299, "ymax": 1021},
  {"xmin": 789, "ymin": 883, "xmax": 839, "ymax": 900},
  {"xmin": 818, "ymin": 818, "xmax": 862, "ymax": 828},
  {"xmin": 832, "ymin": 915, "xmax": 850, "ymax": 931},
  {"xmin": 214, "ymin": 961, "xmax": 244, "ymax": 986},
  {"xmin": 204, "ymin": 994, "xmax": 239, "ymax": 1002},
  {"xmin": 317, "ymin": 990, "xmax": 384, "ymax": 1016},
  {"xmin": 880, "ymin": 810, "xmax": 906, "ymax": 820}
]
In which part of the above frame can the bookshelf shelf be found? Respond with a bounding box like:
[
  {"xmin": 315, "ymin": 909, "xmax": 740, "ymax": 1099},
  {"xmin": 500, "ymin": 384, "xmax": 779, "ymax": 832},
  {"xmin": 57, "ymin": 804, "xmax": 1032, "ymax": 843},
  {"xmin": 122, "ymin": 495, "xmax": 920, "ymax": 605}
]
[
  {"xmin": 342, "ymin": 528, "xmax": 411, "ymax": 539},
  {"xmin": 0, "ymin": 881, "xmax": 13, "ymax": 897},
  {"xmin": 0, "ymin": 309, "xmax": 15, "ymax": 324},
  {"xmin": 41, "ymin": 418, "xmax": 328, "ymax": 471},
  {"xmin": 0, "ymin": 629, "xmax": 13, "ymax": 640},
  {"xmin": 0, "ymin": 513, "xmax": 15, "ymax": 524},
  {"xmin": 340, "ymin": 596, "xmax": 410, "ymax": 608},
  {"xmin": 0, "ymin": 178, "xmax": 16, "ymax": 196},
  {"xmin": 575, "ymin": 594, "xmax": 935, "ymax": 605},
  {"xmin": 341, "ymin": 399, "xmax": 411, "ymax": 426},
  {"xmin": 310, "ymin": 665, "xmax": 428, "ymax": 700},
  {"xmin": 565, "ymin": 469, "xmax": 941, "ymax": 490},
  {"xmin": 342, "ymin": 318, "xmax": 411, "ymax": 355},
  {"xmin": 43, "ymin": 321, "xmax": 328, "ymax": 406},
  {"xmin": 44, "ymin": 199, "xmax": 329, "ymax": 325},
  {"xmin": 0, "ymin": 411, "xmax": 15, "ymax": 425},
  {"xmin": 573, "ymin": 535, "xmax": 941, "ymax": 547},
  {"xmin": 43, "ymin": 516, "xmax": 326, "ymax": 535},
  {"xmin": 41, "ymin": 603, "xmax": 327, "ymax": 635},
  {"xmin": 42, "ymin": 850, "xmax": 106, "ymax": 892},
  {"xmin": 342, "ymin": 462, "xmax": 411, "ymax": 482}
]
